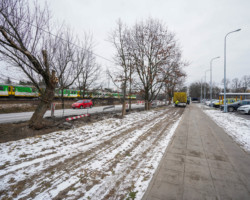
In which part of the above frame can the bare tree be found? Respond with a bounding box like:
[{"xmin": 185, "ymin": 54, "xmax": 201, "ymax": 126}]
[
  {"xmin": 52, "ymin": 31, "xmax": 93, "ymax": 109},
  {"xmin": 77, "ymin": 49, "xmax": 101, "ymax": 99},
  {"xmin": 231, "ymin": 78, "xmax": 241, "ymax": 93},
  {"xmin": 0, "ymin": 0, "xmax": 61, "ymax": 128},
  {"xmin": 221, "ymin": 78, "xmax": 231, "ymax": 92},
  {"xmin": 212, "ymin": 85, "xmax": 221, "ymax": 99},
  {"xmin": 109, "ymin": 20, "xmax": 132, "ymax": 116},
  {"xmin": 163, "ymin": 57, "xmax": 187, "ymax": 104},
  {"xmin": 189, "ymin": 81, "xmax": 202, "ymax": 99},
  {"xmin": 129, "ymin": 18, "xmax": 184, "ymax": 109},
  {"xmin": 5, "ymin": 77, "xmax": 12, "ymax": 84},
  {"xmin": 0, "ymin": 0, "xmax": 96, "ymax": 128},
  {"xmin": 241, "ymin": 75, "xmax": 250, "ymax": 92},
  {"xmin": 109, "ymin": 18, "xmax": 186, "ymax": 110}
]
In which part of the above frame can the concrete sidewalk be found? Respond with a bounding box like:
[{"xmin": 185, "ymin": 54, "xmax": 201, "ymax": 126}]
[{"xmin": 143, "ymin": 104, "xmax": 250, "ymax": 200}]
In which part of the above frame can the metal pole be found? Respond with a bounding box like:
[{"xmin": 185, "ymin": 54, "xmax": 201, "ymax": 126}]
[
  {"xmin": 204, "ymin": 69, "xmax": 210, "ymax": 101},
  {"xmin": 224, "ymin": 29, "xmax": 241, "ymax": 113},
  {"xmin": 224, "ymin": 35, "xmax": 227, "ymax": 112},
  {"xmin": 204, "ymin": 73, "xmax": 206, "ymax": 101},
  {"xmin": 201, "ymin": 78, "xmax": 203, "ymax": 103},
  {"xmin": 210, "ymin": 57, "xmax": 220, "ymax": 106},
  {"xmin": 210, "ymin": 62, "xmax": 212, "ymax": 105}
]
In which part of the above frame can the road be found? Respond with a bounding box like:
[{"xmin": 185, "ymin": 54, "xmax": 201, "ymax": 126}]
[{"xmin": 0, "ymin": 104, "xmax": 145, "ymax": 124}]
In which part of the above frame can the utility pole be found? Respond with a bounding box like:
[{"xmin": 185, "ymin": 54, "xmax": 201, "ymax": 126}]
[{"xmin": 201, "ymin": 78, "xmax": 203, "ymax": 103}]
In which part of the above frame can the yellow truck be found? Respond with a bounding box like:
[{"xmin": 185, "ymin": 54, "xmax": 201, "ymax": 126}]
[{"xmin": 173, "ymin": 92, "xmax": 187, "ymax": 107}]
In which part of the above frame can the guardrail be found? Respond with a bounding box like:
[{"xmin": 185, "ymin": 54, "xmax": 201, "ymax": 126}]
[{"xmin": 103, "ymin": 105, "xmax": 115, "ymax": 111}]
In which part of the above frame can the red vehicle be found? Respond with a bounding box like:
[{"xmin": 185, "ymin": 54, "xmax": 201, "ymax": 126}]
[{"xmin": 72, "ymin": 99, "xmax": 93, "ymax": 109}]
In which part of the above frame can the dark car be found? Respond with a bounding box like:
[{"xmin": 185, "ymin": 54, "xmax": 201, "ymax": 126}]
[
  {"xmin": 220, "ymin": 100, "xmax": 250, "ymax": 112},
  {"xmin": 72, "ymin": 99, "xmax": 93, "ymax": 109}
]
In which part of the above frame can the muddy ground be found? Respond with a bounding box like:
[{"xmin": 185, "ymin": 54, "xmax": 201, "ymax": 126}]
[
  {"xmin": 0, "ymin": 108, "xmax": 144, "ymax": 143},
  {"xmin": 0, "ymin": 99, "xmax": 138, "ymax": 143},
  {"xmin": 0, "ymin": 106, "xmax": 184, "ymax": 200}
]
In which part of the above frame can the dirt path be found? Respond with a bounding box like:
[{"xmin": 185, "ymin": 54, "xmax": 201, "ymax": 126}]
[{"xmin": 0, "ymin": 107, "xmax": 184, "ymax": 200}]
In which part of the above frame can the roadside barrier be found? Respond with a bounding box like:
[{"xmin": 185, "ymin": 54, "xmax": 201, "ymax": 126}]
[
  {"xmin": 51, "ymin": 102, "xmax": 64, "ymax": 117},
  {"xmin": 66, "ymin": 114, "xmax": 90, "ymax": 121},
  {"xmin": 137, "ymin": 101, "xmax": 144, "ymax": 105}
]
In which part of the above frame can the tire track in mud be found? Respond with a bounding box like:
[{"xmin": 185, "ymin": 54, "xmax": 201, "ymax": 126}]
[
  {"xmin": 78, "ymin": 108, "xmax": 184, "ymax": 200},
  {"xmin": 23, "ymin": 108, "xmax": 174, "ymax": 199},
  {"xmin": 0, "ymin": 111, "xmax": 155, "ymax": 172},
  {"xmin": 53, "ymin": 108, "xmax": 184, "ymax": 200},
  {"xmin": 0, "ymin": 107, "xmax": 176, "ymax": 199},
  {"xmin": 1, "ymin": 109, "xmax": 164, "ymax": 175}
]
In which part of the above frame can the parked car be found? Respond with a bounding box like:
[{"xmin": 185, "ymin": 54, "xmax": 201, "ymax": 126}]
[
  {"xmin": 221, "ymin": 100, "xmax": 250, "ymax": 112},
  {"xmin": 72, "ymin": 99, "xmax": 93, "ymax": 109},
  {"xmin": 237, "ymin": 105, "xmax": 250, "ymax": 114},
  {"xmin": 205, "ymin": 99, "xmax": 218, "ymax": 107},
  {"xmin": 210, "ymin": 100, "xmax": 219, "ymax": 107},
  {"xmin": 204, "ymin": 100, "xmax": 210, "ymax": 106},
  {"xmin": 213, "ymin": 98, "xmax": 236, "ymax": 108}
]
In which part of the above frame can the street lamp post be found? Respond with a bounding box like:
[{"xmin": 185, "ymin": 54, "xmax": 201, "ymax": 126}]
[
  {"xmin": 204, "ymin": 69, "xmax": 210, "ymax": 101},
  {"xmin": 210, "ymin": 56, "xmax": 220, "ymax": 106},
  {"xmin": 224, "ymin": 29, "xmax": 241, "ymax": 112},
  {"xmin": 201, "ymin": 78, "xmax": 203, "ymax": 103}
]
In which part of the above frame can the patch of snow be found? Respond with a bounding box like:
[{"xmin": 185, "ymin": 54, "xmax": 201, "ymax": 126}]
[
  {"xmin": 203, "ymin": 109, "xmax": 250, "ymax": 152},
  {"xmin": 0, "ymin": 107, "xmax": 183, "ymax": 199}
]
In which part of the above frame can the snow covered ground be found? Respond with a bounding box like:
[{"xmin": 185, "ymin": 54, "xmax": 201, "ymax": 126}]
[
  {"xmin": 0, "ymin": 107, "xmax": 183, "ymax": 200},
  {"xmin": 203, "ymin": 108, "xmax": 250, "ymax": 152}
]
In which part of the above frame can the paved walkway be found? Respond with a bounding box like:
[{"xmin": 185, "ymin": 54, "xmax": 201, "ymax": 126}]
[{"xmin": 143, "ymin": 104, "xmax": 250, "ymax": 200}]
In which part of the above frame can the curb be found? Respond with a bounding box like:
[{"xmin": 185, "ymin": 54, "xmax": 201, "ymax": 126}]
[{"xmin": 66, "ymin": 114, "xmax": 90, "ymax": 121}]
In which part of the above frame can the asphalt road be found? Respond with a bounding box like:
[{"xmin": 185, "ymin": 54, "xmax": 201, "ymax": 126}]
[{"xmin": 0, "ymin": 104, "xmax": 145, "ymax": 124}]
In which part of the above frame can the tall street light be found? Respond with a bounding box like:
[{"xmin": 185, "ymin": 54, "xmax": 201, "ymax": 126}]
[
  {"xmin": 204, "ymin": 69, "xmax": 210, "ymax": 101},
  {"xmin": 210, "ymin": 56, "xmax": 220, "ymax": 106},
  {"xmin": 201, "ymin": 77, "xmax": 203, "ymax": 103},
  {"xmin": 224, "ymin": 28, "xmax": 241, "ymax": 112}
]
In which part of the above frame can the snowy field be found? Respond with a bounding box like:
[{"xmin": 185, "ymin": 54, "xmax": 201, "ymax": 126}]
[
  {"xmin": 203, "ymin": 108, "xmax": 250, "ymax": 152},
  {"xmin": 0, "ymin": 107, "xmax": 183, "ymax": 200}
]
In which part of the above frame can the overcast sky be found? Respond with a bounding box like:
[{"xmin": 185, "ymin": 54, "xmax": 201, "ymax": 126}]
[
  {"xmin": 1, "ymin": 0, "xmax": 249, "ymax": 88},
  {"xmin": 48, "ymin": 0, "xmax": 250, "ymax": 87}
]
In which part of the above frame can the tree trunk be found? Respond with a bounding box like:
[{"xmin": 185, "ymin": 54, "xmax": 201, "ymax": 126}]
[
  {"xmin": 129, "ymin": 96, "xmax": 132, "ymax": 111},
  {"xmin": 145, "ymin": 100, "xmax": 149, "ymax": 110},
  {"xmin": 61, "ymin": 89, "xmax": 65, "ymax": 110},
  {"xmin": 129, "ymin": 68, "xmax": 132, "ymax": 111},
  {"xmin": 148, "ymin": 101, "xmax": 151, "ymax": 109},
  {"xmin": 29, "ymin": 62, "xmax": 57, "ymax": 129},
  {"xmin": 122, "ymin": 101, "xmax": 126, "ymax": 117},
  {"xmin": 144, "ymin": 90, "xmax": 150, "ymax": 110},
  {"xmin": 121, "ymin": 79, "xmax": 127, "ymax": 117},
  {"xmin": 29, "ymin": 86, "xmax": 55, "ymax": 129}
]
